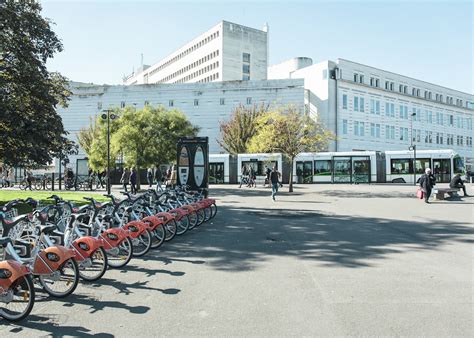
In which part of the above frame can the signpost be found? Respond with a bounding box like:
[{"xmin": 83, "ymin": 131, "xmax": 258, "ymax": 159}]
[{"xmin": 177, "ymin": 137, "xmax": 209, "ymax": 196}]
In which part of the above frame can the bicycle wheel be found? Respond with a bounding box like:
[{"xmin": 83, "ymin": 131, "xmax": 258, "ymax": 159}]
[
  {"xmin": 79, "ymin": 247, "xmax": 108, "ymax": 282},
  {"xmin": 0, "ymin": 275, "xmax": 35, "ymax": 322},
  {"xmin": 131, "ymin": 229, "xmax": 152, "ymax": 257},
  {"xmin": 39, "ymin": 258, "xmax": 79, "ymax": 298},
  {"xmin": 176, "ymin": 215, "xmax": 190, "ymax": 235},
  {"xmin": 187, "ymin": 211, "xmax": 198, "ymax": 230},
  {"xmin": 107, "ymin": 237, "xmax": 133, "ymax": 268},
  {"xmin": 203, "ymin": 206, "xmax": 212, "ymax": 222},
  {"xmin": 164, "ymin": 220, "xmax": 177, "ymax": 241},
  {"xmin": 210, "ymin": 203, "xmax": 217, "ymax": 218},
  {"xmin": 150, "ymin": 226, "xmax": 165, "ymax": 249},
  {"xmin": 34, "ymin": 180, "xmax": 43, "ymax": 190},
  {"xmin": 19, "ymin": 180, "xmax": 27, "ymax": 190},
  {"xmin": 196, "ymin": 208, "xmax": 205, "ymax": 226}
]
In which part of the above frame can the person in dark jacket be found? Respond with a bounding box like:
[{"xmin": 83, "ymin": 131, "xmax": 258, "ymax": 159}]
[
  {"xmin": 419, "ymin": 168, "xmax": 436, "ymax": 203},
  {"xmin": 130, "ymin": 167, "xmax": 137, "ymax": 194},
  {"xmin": 270, "ymin": 166, "xmax": 281, "ymax": 201},
  {"xmin": 449, "ymin": 173, "xmax": 469, "ymax": 196}
]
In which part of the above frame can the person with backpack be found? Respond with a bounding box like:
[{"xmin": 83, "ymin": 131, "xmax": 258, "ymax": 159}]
[
  {"xmin": 239, "ymin": 165, "xmax": 248, "ymax": 188},
  {"xmin": 419, "ymin": 168, "xmax": 436, "ymax": 203}
]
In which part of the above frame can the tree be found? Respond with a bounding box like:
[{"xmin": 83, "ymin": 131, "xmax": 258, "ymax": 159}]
[
  {"xmin": 217, "ymin": 104, "xmax": 267, "ymax": 154},
  {"xmin": 248, "ymin": 106, "xmax": 333, "ymax": 192},
  {"xmin": 112, "ymin": 106, "xmax": 199, "ymax": 186},
  {"xmin": 0, "ymin": 0, "xmax": 73, "ymax": 167}
]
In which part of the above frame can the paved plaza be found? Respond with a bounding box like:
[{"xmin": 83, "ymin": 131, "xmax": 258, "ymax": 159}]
[{"xmin": 0, "ymin": 183, "xmax": 472, "ymax": 336}]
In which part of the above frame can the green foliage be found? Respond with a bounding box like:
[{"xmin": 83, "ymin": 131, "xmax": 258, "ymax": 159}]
[
  {"xmin": 77, "ymin": 114, "xmax": 120, "ymax": 172},
  {"xmin": 112, "ymin": 106, "xmax": 199, "ymax": 169},
  {"xmin": 0, "ymin": 0, "xmax": 73, "ymax": 167},
  {"xmin": 248, "ymin": 106, "xmax": 333, "ymax": 192},
  {"xmin": 218, "ymin": 104, "xmax": 267, "ymax": 154}
]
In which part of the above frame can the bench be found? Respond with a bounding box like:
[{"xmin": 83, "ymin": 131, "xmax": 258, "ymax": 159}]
[{"xmin": 433, "ymin": 188, "xmax": 459, "ymax": 200}]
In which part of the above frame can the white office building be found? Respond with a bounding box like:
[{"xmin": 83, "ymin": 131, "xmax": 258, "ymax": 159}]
[
  {"xmin": 270, "ymin": 58, "xmax": 474, "ymax": 165},
  {"xmin": 123, "ymin": 21, "xmax": 268, "ymax": 85},
  {"xmin": 57, "ymin": 79, "xmax": 304, "ymax": 168}
]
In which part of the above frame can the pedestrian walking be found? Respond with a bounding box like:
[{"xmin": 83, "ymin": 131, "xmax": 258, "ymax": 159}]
[
  {"xmin": 170, "ymin": 165, "xmax": 177, "ymax": 188},
  {"xmin": 147, "ymin": 168, "xmax": 153, "ymax": 187},
  {"xmin": 239, "ymin": 165, "xmax": 248, "ymax": 188},
  {"xmin": 26, "ymin": 170, "xmax": 33, "ymax": 191},
  {"xmin": 419, "ymin": 167, "xmax": 436, "ymax": 203},
  {"xmin": 130, "ymin": 167, "xmax": 137, "ymax": 194},
  {"xmin": 121, "ymin": 168, "xmax": 129, "ymax": 192},
  {"xmin": 154, "ymin": 166, "xmax": 162, "ymax": 187},
  {"xmin": 248, "ymin": 166, "xmax": 255, "ymax": 187},
  {"xmin": 270, "ymin": 166, "xmax": 281, "ymax": 201},
  {"xmin": 450, "ymin": 173, "xmax": 469, "ymax": 196},
  {"xmin": 264, "ymin": 166, "xmax": 271, "ymax": 187}
]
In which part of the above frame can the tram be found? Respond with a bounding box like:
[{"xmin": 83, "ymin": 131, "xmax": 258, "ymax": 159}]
[{"xmin": 292, "ymin": 149, "xmax": 464, "ymax": 184}]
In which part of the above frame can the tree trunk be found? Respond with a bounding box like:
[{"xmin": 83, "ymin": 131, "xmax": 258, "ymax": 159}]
[{"xmin": 288, "ymin": 157, "xmax": 294, "ymax": 193}]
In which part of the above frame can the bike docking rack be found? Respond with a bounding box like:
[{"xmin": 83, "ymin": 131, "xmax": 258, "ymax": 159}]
[{"xmin": 0, "ymin": 186, "xmax": 217, "ymax": 322}]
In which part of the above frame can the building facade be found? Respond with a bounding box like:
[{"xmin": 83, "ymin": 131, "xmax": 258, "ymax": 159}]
[
  {"xmin": 286, "ymin": 59, "xmax": 474, "ymax": 165},
  {"xmin": 123, "ymin": 21, "xmax": 268, "ymax": 85},
  {"xmin": 58, "ymin": 79, "xmax": 304, "ymax": 169}
]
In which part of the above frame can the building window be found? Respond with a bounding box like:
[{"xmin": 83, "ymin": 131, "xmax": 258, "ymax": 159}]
[
  {"xmin": 390, "ymin": 82, "xmax": 394, "ymax": 91},
  {"xmin": 359, "ymin": 97, "xmax": 365, "ymax": 112},
  {"xmin": 120, "ymin": 101, "xmax": 125, "ymax": 108},
  {"xmin": 416, "ymin": 89, "xmax": 420, "ymax": 97},
  {"xmin": 399, "ymin": 84, "xmax": 403, "ymax": 93},
  {"xmin": 169, "ymin": 100, "xmax": 174, "ymax": 107},
  {"xmin": 242, "ymin": 64, "xmax": 250, "ymax": 74},
  {"xmin": 376, "ymin": 79, "xmax": 380, "ymax": 87},
  {"xmin": 242, "ymin": 52, "xmax": 250, "ymax": 63},
  {"xmin": 385, "ymin": 81, "xmax": 389, "ymax": 90},
  {"xmin": 194, "ymin": 99, "xmax": 199, "ymax": 106},
  {"xmin": 243, "ymin": 74, "xmax": 250, "ymax": 81},
  {"xmin": 354, "ymin": 96, "xmax": 359, "ymax": 112},
  {"xmin": 246, "ymin": 97, "xmax": 252, "ymax": 105},
  {"xmin": 342, "ymin": 119, "xmax": 348, "ymax": 134},
  {"xmin": 370, "ymin": 77, "xmax": 374, "ymax": 86},
  {"xmin": 371, "ymin": 99, "xmax": 375, "ymax": 114},
  {"xmin": 359, "ymin": 75, "xmax": 364, "ymax": 84},
  {"xmin": 354, "ymin": 73, "xmax": 359, "ymax": 82},
  {"xmin": 342, "ymin": 94, "xmax": 348, "ymax": 109}
]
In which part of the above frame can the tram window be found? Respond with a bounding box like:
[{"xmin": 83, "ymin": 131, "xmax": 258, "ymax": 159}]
[
  {"xmin": 453, "ymin": 156, "xmax": 464, "ymax": 174},
  {"xmin": 242, "ymin": 161, "xmax": 277, "ymax": 175},
  {"xmin": 415, "ymin": 158, "xmax": 430, "ymax": 174},
  {"xmin": 314, "ymin": 160, "xmax": 332, "ymax": 175},
  {"xmin": 391, "ymin": 159, "xmax": 412, "ymax": 174}
]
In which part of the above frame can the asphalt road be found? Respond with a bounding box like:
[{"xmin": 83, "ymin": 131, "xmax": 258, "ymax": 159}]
[{"xmin": 1, "ymin": 183, "xmax": 472, "ymax": 336}]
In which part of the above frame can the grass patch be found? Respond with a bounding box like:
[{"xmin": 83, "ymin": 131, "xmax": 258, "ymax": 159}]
[{"xmin": 0, "ymin": 190, "xmax": 109, "ymax": 215}]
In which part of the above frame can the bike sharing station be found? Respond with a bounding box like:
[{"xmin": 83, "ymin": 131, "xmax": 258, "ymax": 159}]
[{"xmin": 177, "ymin": 137, "xmax": 209, "ymax": 196}]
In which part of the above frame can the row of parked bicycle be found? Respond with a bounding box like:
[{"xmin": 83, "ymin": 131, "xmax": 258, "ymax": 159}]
[{"xmin": 0, "ymin": 186, "xmax": 216, "ymax": 321}]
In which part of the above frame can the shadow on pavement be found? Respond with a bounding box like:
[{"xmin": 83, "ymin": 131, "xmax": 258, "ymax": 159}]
[
  {"xmin": 1, "ymin": 314, "xmax": 114, "ymax": 337},
  {"xmin": 145, "ymin": 204, "xmax": 472, "ymax": 271},
  {"xmin": 89, "ymin": 277, "xmax": 181, "ymax": 296}
]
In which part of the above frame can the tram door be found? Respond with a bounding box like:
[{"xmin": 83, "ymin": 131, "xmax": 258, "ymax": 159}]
[
  {"xmin": 352, "ymin": 157, "xmax": 371, "ymax": 183},
  {"xmin": 432, "ymin": 159, "xmax": 450, "ymax": 183},
  {"xmin": 296, "ymin": 161, "xmax": 313, "ymax": 183},
  {"xmin": 209, "ymin": 162, "xmax": 224, "ymax": 184},
  {"xmin": 333, "ymin": 157, "xmax": 351, "ymax": 183}
]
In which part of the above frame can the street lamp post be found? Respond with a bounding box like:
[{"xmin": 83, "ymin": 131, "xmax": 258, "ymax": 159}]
[
  {"xmin": 410, "ymin": 112, "xmax": 417, "ymax": 186},
  {"xmin": 102, "ymin": 110, "xmax": 117, "ymax": 194}
]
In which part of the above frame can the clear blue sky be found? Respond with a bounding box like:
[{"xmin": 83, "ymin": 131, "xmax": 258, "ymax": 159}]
[{"xmin": 41, "ymin": 0, "xmax": 473, "ymax": 93}]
